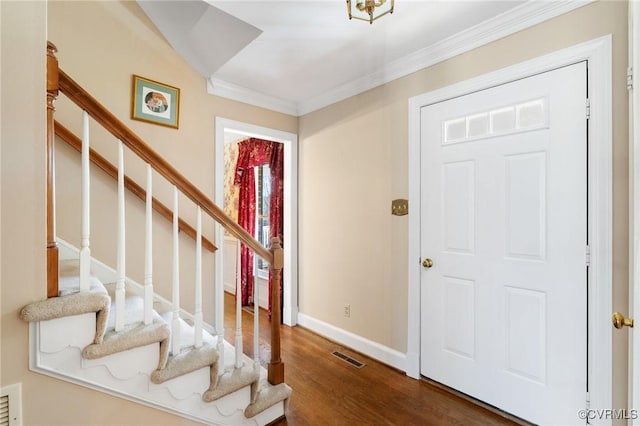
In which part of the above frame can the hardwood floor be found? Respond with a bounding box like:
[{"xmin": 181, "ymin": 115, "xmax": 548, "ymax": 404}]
[{"xmin": 224, "ymin": 293, "xmax": 523, "ymax": 426}]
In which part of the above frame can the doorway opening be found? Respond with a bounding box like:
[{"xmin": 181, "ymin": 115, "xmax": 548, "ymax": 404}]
[{"xmin": 214, "ymin": 117, "xmax": 298, "ymax": 326}]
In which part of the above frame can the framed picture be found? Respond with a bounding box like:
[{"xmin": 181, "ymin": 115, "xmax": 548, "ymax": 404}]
[{"xmin": 131, "ymin": 75, "xmax": 180, "ymax": 129}]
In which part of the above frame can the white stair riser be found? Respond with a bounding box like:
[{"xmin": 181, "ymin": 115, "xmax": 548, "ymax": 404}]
[
  {"xmin": 40, "ymin": 313, "xmax": 95, "ymax": 353},
  {"xmin": 150, "ymin": 366, "xmax": 212, "ymax": 400},
  {"xmin": 252, "ymin": 403, "xmax": 286, "ymax": 426},
  {"xmin": 43, "ymin": 240, "xmax": 287, "ymax": 425},
  {"xmin": 147, "ymin": 384, "xmax": 253, "ymax": 421},
  {"xmin": 211, "ymin": 386, "xmax": 252, "ymax": 417},
  {"xmin": 41, "ymin": 348, "xmax": 152, "ymax": 395},
  {"xmin": 83, "ymin": 344, "xmax": 159, "ymax": 380},
  {"xmin": 32, "ymin": 320, "xmax": 284, "ymax": 425}
]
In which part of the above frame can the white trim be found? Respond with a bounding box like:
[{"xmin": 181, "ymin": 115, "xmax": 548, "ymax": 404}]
[
  {"xmin": 629, "ymin": 1, "xmax": 640, "ymax": 422},
  {"xmin": 28, "ymin": 322, "xmax": 283, "ymax": 425},
  {"xmin": 207, "ymin": 1, "xmax": 590, "ymax": 116},
  {"xmin": 207, "ymin": 78, "xmax": 298, "ymax": 117},
  {"xmin": 297, "ymin": 313, "xmax": 407, "ymax": 372},
  {"xmin": 407, "ymin": 36, "xmax": 612, "ymax": 422},
  {"xmin": 215, "ymin": 117, "xmax": 299, "ymax": 326}
]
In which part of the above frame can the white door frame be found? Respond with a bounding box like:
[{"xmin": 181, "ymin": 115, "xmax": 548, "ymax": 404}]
[
  {"xmin": 629, "ymin": 1, "xmax": 639, "ymax": 422},
  {"xmin": 215, "ymin": 117, "xmax": 299, "ymax": 327},
  {"xmin": 407, "ymin": 36, "xmax": 612, "ymax": 421}
]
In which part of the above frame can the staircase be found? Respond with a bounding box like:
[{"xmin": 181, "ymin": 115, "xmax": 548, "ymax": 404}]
[{"xmin": 19, "ymin": 42, "xmax": 290, "ymax": 425}]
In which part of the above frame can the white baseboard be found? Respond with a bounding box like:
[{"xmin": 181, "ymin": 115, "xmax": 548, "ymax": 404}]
[
  {"xmin": 405, "ymin": 351, "xmax": 420, "ymax": 379},
  {"xmin": 297, "ymin": 313, "xmax": 407, "ymax": 373},
  {"xmin": 282, "ymin": 306, "xmax": 298, "ymax": 327}
]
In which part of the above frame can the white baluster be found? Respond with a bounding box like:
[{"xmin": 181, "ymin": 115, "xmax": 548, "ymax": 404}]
[
  {"xmin": 115, "ymin": 141, "xmax": 126, "ymax": 332},
  {"xmin": 253, "ymin": 260, "xmax": 259, "ymax": 372},
  {"xmin": 194, "ymin": 206, "xmax": 203, "ymax": 348},
  {"xmin": 235, "ymin": 241, "xmax": 243, "ymax": 368},
  {"xmin": 79, "ymin": 111, "xmax": 91, "ymax": 292},
  {"xmin": 217, "ymin": 334, "xmax": 225, "ymax": 376},
  {"xmin": 214, "ymin": 223, "xmax": 225, "ymax": 374},
  {"xmin": 144, "ymin": 164, "xmax": 153, "ymax": 325},
  {"xmin": 171, "ymin": 186, "xmax": 181, "ymax": 356}
]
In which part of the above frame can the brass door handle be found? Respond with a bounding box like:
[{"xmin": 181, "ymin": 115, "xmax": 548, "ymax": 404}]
[
  {"xmin": 422, "ymin": 258, "xmax": 433, "ymax": 268},
  {"xmin": 612, "ymin": 312, "xmax": 634, "ymax": 329}
]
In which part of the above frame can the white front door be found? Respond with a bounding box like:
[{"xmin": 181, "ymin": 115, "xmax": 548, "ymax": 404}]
[
  {"xmin": 420, "ymin": 62, "xmax": 587, "ymax": 425},
  {"xmin": 630, "ymin": 1, "xmax": 640, "ymax": 421}
]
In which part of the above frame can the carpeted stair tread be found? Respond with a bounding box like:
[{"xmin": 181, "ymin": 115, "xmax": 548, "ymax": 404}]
[
  {"xmin": 58, "ymin": 259, "xmax": 109, "ymax": 297},
  {"xmin": 244, "ymin": 382, "xmax": 292, "ymax": 418},
  {"xmin": 150, "ymin": 342, "xmax": 219, "ymax": 384},
  {"xmin": 59, "ymin": 275, "xmax": 108, "ymax": 297},
  {"xmin": 160, "ymin": 311, "xmax": 217, "ymax": 350},
  {"xmin": 20, "ymin": 292, "xmax": 111, "ymax": 344},
  {"xmin": 82, "ymin": 311, "xmax": 169, "ymax": 369},
  {"xmin": 202, "ymin": 365, "xmax": 259, "ymax": 402},
  {"xmin": 107, "ymin": 294, "xmax": 145, "ymax": 331},
  {"xmin": 103, "ymin": 281, "xmax": 141, "ymax": 299},
  {"xmin": 20, "ymin": 291, "xmax": 107, "ymax": 322},
  {"xmin": 23, "ymin": 258, "xmax": 289, "ymax": 419},
  {"xmin": 20, "ymin": 262, "xmax": 111, "ymax": 344}
]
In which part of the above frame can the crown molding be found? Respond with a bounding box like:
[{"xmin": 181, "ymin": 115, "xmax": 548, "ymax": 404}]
[
  {"xmin": 208, "ymin": 0, "xmax": 591, "ymax": 117},
  {"xmin": 207, "ymin": 77, "xmax": 299, "ymax": 116},
  {"xmin": 297, "ymin": 0, "xmax": 591, "ymax": 115}
]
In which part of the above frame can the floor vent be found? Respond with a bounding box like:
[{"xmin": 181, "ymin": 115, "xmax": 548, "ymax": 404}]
[
  {"xmin": 332, "ymin": 351, "xmax": 365, "ymax": 368},
  {"xmin": 0, "ymin": 383, "xmax": 22, "ymax": 426}
]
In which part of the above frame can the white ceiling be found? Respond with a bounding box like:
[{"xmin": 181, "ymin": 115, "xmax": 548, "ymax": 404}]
[{"xmin": 137, "ymin": 0, "xmax": 589, "ymax": 116}]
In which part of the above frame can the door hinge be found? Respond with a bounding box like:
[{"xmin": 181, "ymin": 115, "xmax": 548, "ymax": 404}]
[
  {"xmin": 585, "ymin": 245, "xmax": 591, "ymax": 266},
  {"xmin": 628, "ymin": 66, "xmax": 634, "ymax": 91},
  {"xmin": 585, "ymin": 99, "xmax": 591, "ymax": 120},
  {"xmin": 585, "ymin": 392, "xmax": 591, "ymax": 424}
]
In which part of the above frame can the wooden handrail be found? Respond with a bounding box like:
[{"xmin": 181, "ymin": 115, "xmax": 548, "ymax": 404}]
[
  {"xmin": 49, "ymin": 43, "xmax": 283, "ymax": 385},
  {"xmin": 54, "ymin": 121, "xmax": 217, "ymax": 253},
  {"xmin": 46, "ymin": 42, "xmax": 59, "ymax": 298},
  {"xmin": 57, "ymin": 70, "xmax": 272, "ymax": 264}
]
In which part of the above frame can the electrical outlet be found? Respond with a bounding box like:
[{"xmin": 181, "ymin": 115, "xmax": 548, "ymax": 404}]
[{"xmin": 344, "ymin": 304, "xmax": 351, "ymax": 318}]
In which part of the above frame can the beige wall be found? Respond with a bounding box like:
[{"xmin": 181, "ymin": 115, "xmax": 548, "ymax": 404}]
[
  {"xmin": 47, "ymin": 1, "xmax": 297, "ymax": 320},
  {"xmin": 0, "ymin": 1, "xmax": 295, "ymax": 425},
  {"xmin": 0, "ymin": 0, "xmax": 632, "ymax": 423},
  {"xmin": 298, "ymin": 0, "xmax": 629, "ymax": 411},
  {"xmin": 1, "ymin": 2, "xmax": 199, "ymax": 425}
]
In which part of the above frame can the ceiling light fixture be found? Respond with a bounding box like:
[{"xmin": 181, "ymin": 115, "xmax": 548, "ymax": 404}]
[{"xmin": 347, "ymin": 0, "xmax": 394, "ymax": 24}]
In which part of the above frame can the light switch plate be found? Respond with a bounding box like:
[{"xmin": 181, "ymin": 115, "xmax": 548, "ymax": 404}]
[{"xmin": 391, "ymin": 199, "xmax": 408, "ymax": 216}]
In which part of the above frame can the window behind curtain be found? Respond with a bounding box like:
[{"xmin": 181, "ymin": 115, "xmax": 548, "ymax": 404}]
[{"xmin": 255, "ymin": 164, "xmax": 271, "ymax": 275}]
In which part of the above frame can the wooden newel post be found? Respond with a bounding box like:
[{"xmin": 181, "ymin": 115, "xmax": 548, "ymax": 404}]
[
  {"xmin": 46, "ymin": 42, "xmax": 59, "ymax": 298},
  {"xmin": 268, "ymin": 237, "xmax": 284, "ymax": 385}
]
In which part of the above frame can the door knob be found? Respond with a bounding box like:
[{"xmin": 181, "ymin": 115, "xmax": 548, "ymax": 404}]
[
  {"xmin": 422, "ymin": 258, "xmax": 434, "ymax": 268},
  {"xmin": 612, "ymin": 312, "xmax": 634, "ymax": 329}
]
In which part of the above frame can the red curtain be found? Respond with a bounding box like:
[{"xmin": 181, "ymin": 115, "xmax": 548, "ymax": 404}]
[
  {"xmin": 235, "ymin": 162, "xmax": 255, "ymax": 307},
  {"xmin": 234, "ymin": 138, "xmax": 283, "ymax": 310}
]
